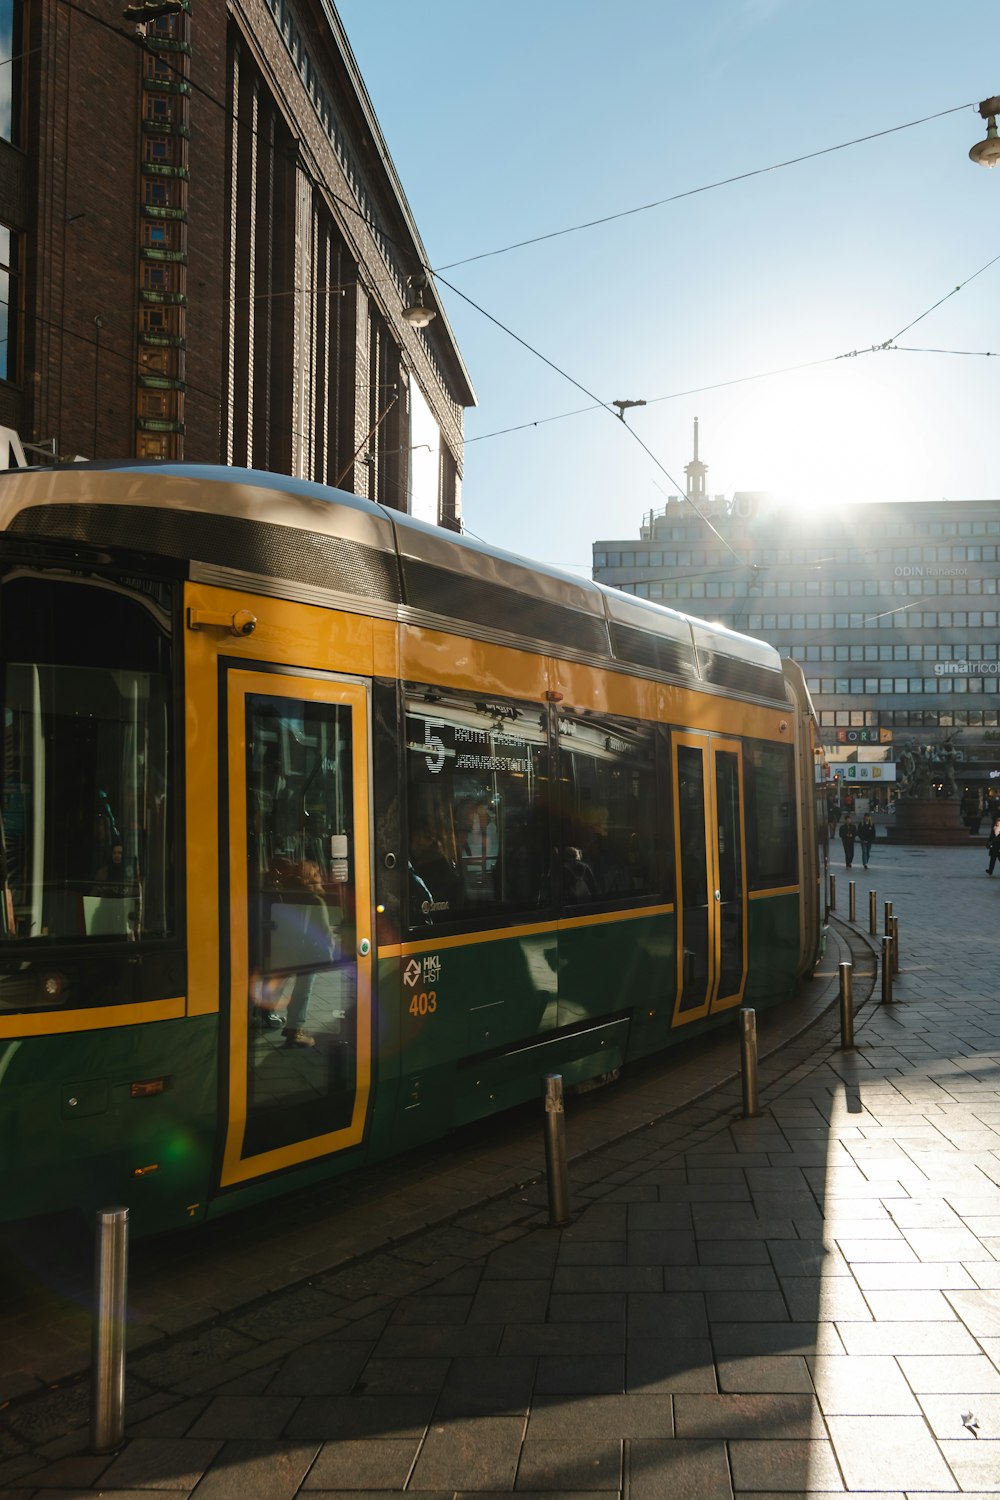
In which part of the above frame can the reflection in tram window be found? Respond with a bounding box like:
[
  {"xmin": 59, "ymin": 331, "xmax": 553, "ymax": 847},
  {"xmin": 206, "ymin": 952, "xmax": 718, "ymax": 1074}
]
[
  {"xmin": 714, "ymin": 750, "xmax": 745, "ymax": 999},
  {"xmin": 558, "ymin": 713, "xmax": 660, "ymax": 906},
  {"xmin": 404, "ymin": 688, "xmax": 550, "ymax": 927},
  {"xmin": 676, "ymin": 744, "xmax": 710, "ymax": 1011},
  {"xmin": 743, "ymin": 742, "xmax": 797, "ymax": 887},
  {"xmin": 243, "ymin": 695, "xmax": 358, "ymax": 1157},
  {"xmin": 0, "ymin": 573, "xmax": 173, "ymax": 949}
]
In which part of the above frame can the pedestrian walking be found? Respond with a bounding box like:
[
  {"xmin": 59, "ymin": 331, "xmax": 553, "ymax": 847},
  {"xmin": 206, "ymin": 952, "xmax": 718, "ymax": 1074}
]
[
  {"xmin": 961, "ymin": 786, "xmax": 982, "ymax": 836},
  {"xmin": 858, "ymin": 811, "xmax": 876, "ymax": 869},
  {"xmin": 838, "ymin": 813, "xmax": 857, "ymax": 869},
  {"xmin": 987, "ymin": 816, "xmax": 1000, "ymax": 876}
]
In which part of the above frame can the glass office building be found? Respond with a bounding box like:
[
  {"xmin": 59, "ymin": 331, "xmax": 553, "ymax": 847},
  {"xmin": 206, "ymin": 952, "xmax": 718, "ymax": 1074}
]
[{"xmin": 593, "ymin": 474, "xmax": 1000, "ymax": 792}]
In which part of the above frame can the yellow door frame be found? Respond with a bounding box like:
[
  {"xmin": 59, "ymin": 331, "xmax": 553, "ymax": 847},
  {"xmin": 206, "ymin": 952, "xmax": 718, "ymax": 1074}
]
[
  {"xmin": 219, "ymin": 666, "xmax": 373, "ymax": 1188},
  {"xmin": 671, "ymin": 730, "xmax": 749, "ymax": 1024},
  {"xmin": 708, "ymin": 737, "xmax": 749, "ymax": 1014}
]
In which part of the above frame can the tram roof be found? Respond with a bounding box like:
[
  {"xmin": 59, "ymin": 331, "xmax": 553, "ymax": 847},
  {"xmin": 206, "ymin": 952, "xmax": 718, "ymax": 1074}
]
[{"xmin": 0, "ymin": 462, "xmax": 786, "ymax": 700}]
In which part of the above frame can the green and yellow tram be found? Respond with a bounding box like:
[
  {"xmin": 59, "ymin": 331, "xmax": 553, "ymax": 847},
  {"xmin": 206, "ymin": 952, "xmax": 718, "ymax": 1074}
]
[{"xmin": 0, "ymin": 464, "xmax": 824, "ymax": 1233}]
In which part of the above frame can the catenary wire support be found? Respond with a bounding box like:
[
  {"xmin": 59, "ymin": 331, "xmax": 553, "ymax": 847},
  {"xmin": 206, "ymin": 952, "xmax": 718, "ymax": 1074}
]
[
  {"xmin": 839, "ymin": 962, "xmax": 855, "ymax": 1049},
  {"xmin": 891, "ymin": 915, "xmax": 900, "ymax": 975},
  {"xmin": 829, "ymin": 873, "xmax": 836, "ymax": 912},
  {"xmin": 881, "ymin": 936, "xmax": 894, "ymax": 1005},
  {"xmin": 848, "ymin": 880, "xmax": 856, "ymax": 923},
  {"xmin": 739, "ymin": 1007, "xmax": 760, "ymax": 1118},
  {"xmin": 91, "ymin": 1206, "xmax": 129, "ymax": 1454},
  {"xmin": 543, "ymin": 1074, "xmax": 571, "ymax": 1227},
  {"xmin": 869, "ymin": 889, "xmax": 877, "ymax": 936}
]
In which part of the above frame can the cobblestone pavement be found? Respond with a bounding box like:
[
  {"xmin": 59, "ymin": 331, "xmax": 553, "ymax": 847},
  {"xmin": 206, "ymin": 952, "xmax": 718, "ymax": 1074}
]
[{"xmin": 4, "ymin": 839, "xmax": 1000, "ymax": 1496}]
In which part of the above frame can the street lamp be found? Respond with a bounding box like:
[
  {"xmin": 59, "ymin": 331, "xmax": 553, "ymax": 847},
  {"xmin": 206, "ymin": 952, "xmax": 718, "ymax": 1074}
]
[
  {"xmin": 613, "ymin": 398, "xmax": 646, "ymax": 422},
  {"xmin": 402, "ymin": 274, "xmax": 436, "ymax": 329},
  {"xmin": 970, "ymin": 96, "xmax": 1000, "ymax": 168}
]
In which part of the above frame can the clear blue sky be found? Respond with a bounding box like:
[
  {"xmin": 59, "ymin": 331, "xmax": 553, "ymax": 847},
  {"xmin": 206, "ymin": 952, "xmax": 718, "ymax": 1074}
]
[{"xmin": 337, "ymin": 1, "xmax": 998, "ymax": 575}]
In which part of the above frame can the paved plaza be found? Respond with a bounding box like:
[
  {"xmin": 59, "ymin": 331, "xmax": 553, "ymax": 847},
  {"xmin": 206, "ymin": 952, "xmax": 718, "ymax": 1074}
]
[{"xmin": 3, "ymin": 840, "xmax": 1000, "ymax": 1496}]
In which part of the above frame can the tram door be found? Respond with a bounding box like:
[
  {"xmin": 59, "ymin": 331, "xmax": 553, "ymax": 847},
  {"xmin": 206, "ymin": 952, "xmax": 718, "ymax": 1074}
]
[
  {"xmin": 672, "ymin": 732, "xmax": 748, "ymax": 1021},
  {"xmin": 219, "ymin": 668, "xmax": 373, "ymax": 1189}
]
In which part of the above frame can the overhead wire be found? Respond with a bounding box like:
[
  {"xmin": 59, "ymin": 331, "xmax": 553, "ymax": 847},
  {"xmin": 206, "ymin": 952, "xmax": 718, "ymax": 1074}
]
[
  {"xmin": 464, "ymin": 247, "xmax": 1000, "ymax": 452},
  {"xmin": 431, "ymin": 268, "xmax": 748, "ymax": 567},
  {"xmin": 893, "ymin": 345, "xmax": 997, "ymax": 356},
  {"xmin": 431, "ymin": 103, "xmax": 977, "ymax": 272}
]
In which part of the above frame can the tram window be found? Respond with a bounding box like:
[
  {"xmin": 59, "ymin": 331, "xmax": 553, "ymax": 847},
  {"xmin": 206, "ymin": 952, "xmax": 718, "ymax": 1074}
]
[
  {"xmin": 0, "ymin": 573, "xmax": 174, "ymax": 945},
  {"xmin": 743, "ymin": 742, "xmax": 797, "ymax": 889},
  {"xmin": 403, "ymin": 689, "xmax": 550, "ymax": 927},
  {"xmin": 558, "ymin": 713, "xmax": 660, "ymax": 906}
]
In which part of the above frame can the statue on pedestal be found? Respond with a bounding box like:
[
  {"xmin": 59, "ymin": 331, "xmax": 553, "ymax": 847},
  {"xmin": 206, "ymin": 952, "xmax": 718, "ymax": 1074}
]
[
  {"xmin": 896, "ymin": 734, "xmax": 960, "ymax": 801},
  {"xmin": 934, "ymin": 736, "xmax": 960, "ymax": 800},
  {"xmin": 896, "ymin": 742, "xmax": 916, "ymax": 797}
]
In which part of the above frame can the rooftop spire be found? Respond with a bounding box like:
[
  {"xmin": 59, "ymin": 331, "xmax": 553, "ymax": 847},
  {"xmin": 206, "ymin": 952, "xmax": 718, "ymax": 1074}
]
[{"xmin": 684, "ymin": 415, "xmax": 708, "ymax": 498}]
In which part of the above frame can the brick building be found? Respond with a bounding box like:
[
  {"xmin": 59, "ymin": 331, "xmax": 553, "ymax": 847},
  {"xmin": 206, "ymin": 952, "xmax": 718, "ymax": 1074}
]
[{"xmin": 0, "ymin": 0, "xmax": 474, "ymax": 526}]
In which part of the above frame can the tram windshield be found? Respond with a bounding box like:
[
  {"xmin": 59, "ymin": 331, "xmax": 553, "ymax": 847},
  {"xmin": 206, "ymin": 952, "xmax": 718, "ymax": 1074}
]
[{"xmin": 0, "ymin": 571, "xmax": 174, "ymax": 942}]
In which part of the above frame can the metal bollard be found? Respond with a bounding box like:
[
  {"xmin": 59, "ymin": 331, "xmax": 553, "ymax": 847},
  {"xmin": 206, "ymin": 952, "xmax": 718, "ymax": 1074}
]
[
  {"xmin": 839, "ymin": 961, "xmax": 855, "ymax": 1049},
  {"xmin": 881, "ymin": 936, "xmax": 894, "ymax": 1004},
  {"xmin": 891, "ymin": 915, "xmax": 900, "ymax": 975},
  {"xmin": 884, "ymin": 899, "xmax": 893, "ymax": 936},
  {"xmin": 543, "ymin": 1074, "xmax": 571, "ymax": 1227},
  {"xmin": 829, "ymin": 873, "xmax": 836, "ymax": 911},
  {"xmin": 869, "ymin": 889, "xmax": 877, "ymax": 936},
  {"xmin": 848, "ymin": 881, "xmax": 856, "ymax": 923},
  {"xmin": 91, "ymin": 1206, "xmax": 129, "ymax": 1454},
  {"xmin": 739, "ymin": 1007, "xmax": 760, "ymax": 1118}
]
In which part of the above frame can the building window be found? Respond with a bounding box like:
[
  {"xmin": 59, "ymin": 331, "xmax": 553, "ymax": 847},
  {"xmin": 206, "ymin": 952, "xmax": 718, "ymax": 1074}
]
[
  {"xmin": 0, "ymin": 225, "xmax": 18, "ymax": 382},
  {"xmin": 0, "ymin": 0, "xmax": 21, "ymax": 143},
  {"xmin": 145, "ymin": 94, "xmax": 173, "ymax": 122}
]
